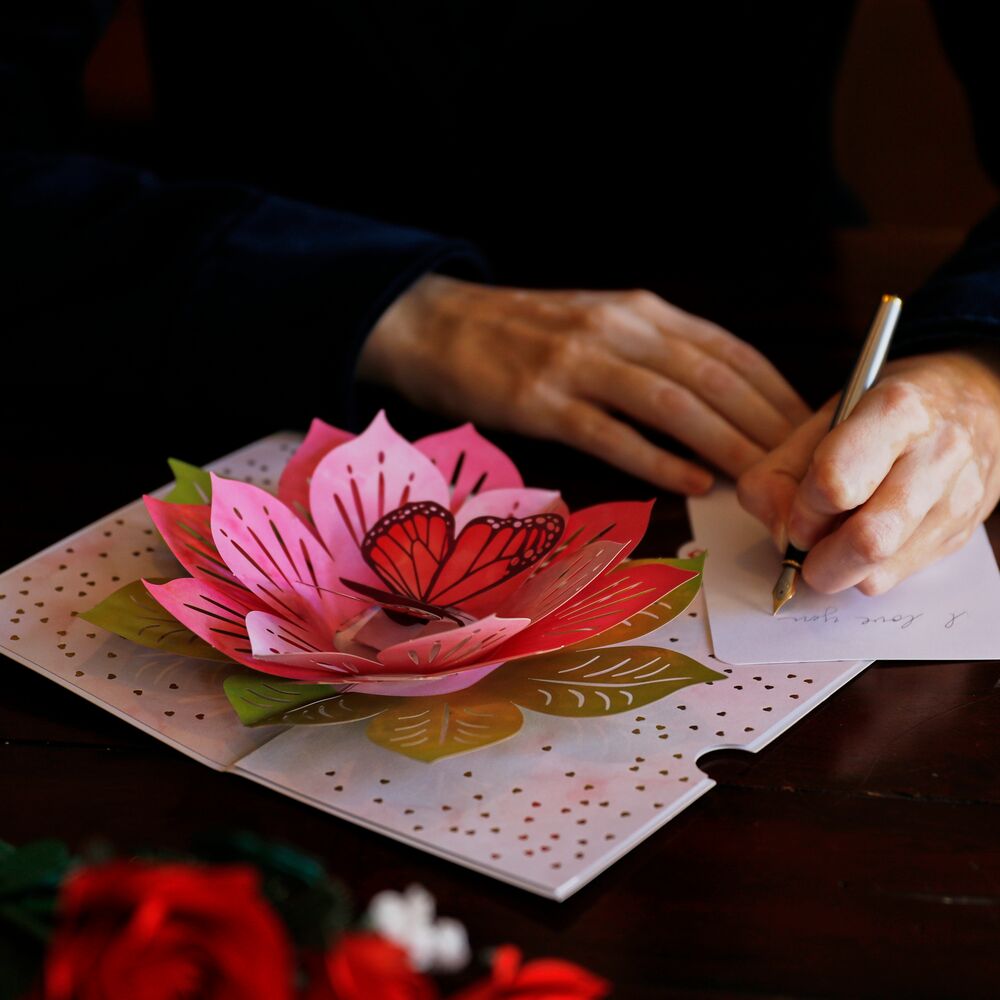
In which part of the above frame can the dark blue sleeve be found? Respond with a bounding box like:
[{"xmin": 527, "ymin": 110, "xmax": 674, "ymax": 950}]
[
  {"xmin": 0, "ymin": 3, "xmax": 488, "ymax": 429},
  {"xmin": 893, "ymin": 4, "xmax": 1000, "ymax": 355}
]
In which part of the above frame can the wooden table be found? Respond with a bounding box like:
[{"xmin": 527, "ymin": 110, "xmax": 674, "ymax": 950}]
[{"xmin": 3, "ymin": 228, "xmax": 999, "ymax": 998}]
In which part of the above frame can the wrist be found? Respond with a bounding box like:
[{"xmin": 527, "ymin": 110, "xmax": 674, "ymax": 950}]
[{"xmin": 357, "ymin": 273, "xmax": 458, "ymax": 385}]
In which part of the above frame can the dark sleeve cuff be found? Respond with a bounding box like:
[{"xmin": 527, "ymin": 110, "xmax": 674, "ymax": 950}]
[
  {"xmin": 176, "ymin": 192, "xmax": 491, "ymax": 429},
  {"xmin": 892, "ymin": 208, "xmax": 1000, "ymax": 357}
]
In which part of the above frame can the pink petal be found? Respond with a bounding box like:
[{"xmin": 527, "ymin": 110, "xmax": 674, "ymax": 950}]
[
  {"xmin": 245, "ymin": 610, "xmax": 382, "ymax": 679},
  {"xmin": 497, "ymin": 540, "xmax": 626, "ymax": 623},
  {"xmin": 210, "ymin": 474, "xmax": 362, "ymax": 634},
  {"xmin": 486, "ymin": 561, "xmax": 698, "ymax": 661},
  {"xmin": 277, "ymin": 418, "xmax": 354, "ymax": 515},
  {"xmin": 142, "ymin": 577, "xmax": 264, "ymax": 669},
  {"xmin": 144, "ymin": 496, "xmax": 245, "ymax": 594},
  {"xmin": 309, "ymin": 411, "xmax": 450, "ymax": 589},
  {"xmin": 351, "ymin": 662, "xmax": 504, "ymax": 697},
  {"xmin": 453, "ymin": 488, "xmax": 566, "ymax": 532},
  {"xmin": 377, "ymin": 614, "xmax": 531, "ymax": 671},
  {"xmin": 415, "ymin": 423, "xmax": 523, "ymax": 511}
]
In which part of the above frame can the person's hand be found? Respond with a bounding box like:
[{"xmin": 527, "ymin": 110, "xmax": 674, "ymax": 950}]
[
  {"xmin": 358, "ymin": 274, "xmax": 810, "ymax": 494},
  {"xmin": 737, "ymin": 351, "xmax": 1000, "ymax": 595}
]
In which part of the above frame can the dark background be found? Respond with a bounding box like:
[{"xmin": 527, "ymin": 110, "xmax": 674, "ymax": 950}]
[{"xmin": 4, "ymin": 3, "xmax": 1000, "ymax": 997}]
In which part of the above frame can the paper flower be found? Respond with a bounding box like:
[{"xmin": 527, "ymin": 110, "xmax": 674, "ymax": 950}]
[{"xmin": 138, "ymin": 412, "xmax": 695, "ymax": 697}]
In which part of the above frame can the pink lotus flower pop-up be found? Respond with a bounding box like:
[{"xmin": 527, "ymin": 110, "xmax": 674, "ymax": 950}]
[{"xmin": 141, "ymin": 413, "xmax": 696, "ymax": 697}]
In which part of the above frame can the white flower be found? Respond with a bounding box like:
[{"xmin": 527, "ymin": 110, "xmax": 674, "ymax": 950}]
[{"xmin": 365, "ymin": 884, "xmax": 471, "ymax": 973}]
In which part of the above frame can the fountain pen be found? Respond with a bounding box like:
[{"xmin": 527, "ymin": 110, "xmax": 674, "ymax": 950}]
[{"xmin": 772, "ymin": 294, "xmax": 904, "ymax": 614}]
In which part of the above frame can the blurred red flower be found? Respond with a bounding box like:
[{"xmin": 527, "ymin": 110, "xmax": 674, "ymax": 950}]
[
  {"xmin": 39, "ymin": 860, "xmax": 294, "ymax": 1000},
  {"xmin": 452, "ymin": 945, "xmax": 609, "ymax": 1000},
  {"xmin": 304, "ymin": 932, "xmax": 437, "ymax": 1000}
]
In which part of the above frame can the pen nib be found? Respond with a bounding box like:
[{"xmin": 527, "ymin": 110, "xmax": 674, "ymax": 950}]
[{"xmin": 771, "ymin": 565, "xmax": 798, "ymax": 616}]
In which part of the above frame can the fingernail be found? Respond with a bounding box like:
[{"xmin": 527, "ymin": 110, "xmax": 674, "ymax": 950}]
[
  {"xmin": 686, "ymin": 472, "xmax": 713, "ymax": 496},
  {"xmin": 771, "ymin": 520, "xmax": 787, "ymax": 554},
  {"xmin": 787, "ymin": 514, "xmax": 810, "ymax": 551}
]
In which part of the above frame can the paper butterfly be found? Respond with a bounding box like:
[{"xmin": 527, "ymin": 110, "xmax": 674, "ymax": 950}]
[{"xmin": 342, "ymin": 500, "xmax": 564, "ymax": 623}]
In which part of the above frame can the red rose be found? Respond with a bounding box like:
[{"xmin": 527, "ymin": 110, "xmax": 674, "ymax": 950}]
[
  {"xmin": 303, "ymin": 932, "xmax": 437, "ymax": 1000},
  {"xmin": 40, "ymin": 860, "xmax": 294, "ymax": 1000},
  {"xmin": 451, "ymin": 945, "xmax": 609, "ymax": 1000}
]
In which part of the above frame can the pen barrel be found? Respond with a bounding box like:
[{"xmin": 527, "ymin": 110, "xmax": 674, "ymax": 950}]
[
  {"xmin": 830, "ymin": 294, "xmax": 902, "ymax": 428},
  {"xmin": 781, "ymin": 544, "xmax": 807, "ymax": 569}
]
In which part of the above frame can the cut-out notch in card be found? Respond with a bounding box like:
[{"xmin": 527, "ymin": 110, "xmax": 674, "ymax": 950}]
[{"xmin": 688, "ymin": 483, "xmax": 1000, "ymax": 665}]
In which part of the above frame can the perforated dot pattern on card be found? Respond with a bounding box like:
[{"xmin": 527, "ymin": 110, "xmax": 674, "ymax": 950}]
[{"xmin": 0, "ymin": 433, "xmax": 869, "ymax": 899}]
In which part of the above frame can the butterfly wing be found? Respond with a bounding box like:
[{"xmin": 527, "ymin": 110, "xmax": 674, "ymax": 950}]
[
  {"xmin": 358, "ymin": 500, "xmax": 564, "ymax": 614},
  {"xmin": 426, "ymin": 512, "xmax": 564, "ymax": 609},
  {"xmin": 361, "ymin": 500, "xmax": 455, "ymax": 601}
]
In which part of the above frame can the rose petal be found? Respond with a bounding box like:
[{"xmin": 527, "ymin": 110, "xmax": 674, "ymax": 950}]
[
  {"xmin": 277, "ymin": 417, "xmax": 354, "ymax": 515},
  {"xmin": 310, "ymin": 411, "xmax": 450, "ymax": 589},
  {"xmin": 211, "ymin": 474, "xmax": 358, "ymax": 633},
  {"xmin": 415, "ymin": 423, "xmax": 523, "ymax": 511}
]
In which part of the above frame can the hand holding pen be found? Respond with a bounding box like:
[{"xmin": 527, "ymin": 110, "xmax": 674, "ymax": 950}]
[{"xmin": 738, "ymin": 296, "xmax": 1000, "ymax": 608}]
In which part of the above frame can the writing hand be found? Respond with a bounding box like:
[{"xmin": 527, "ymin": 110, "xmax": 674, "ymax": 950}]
[
  {"xmin": 359, "ymin": 274, "xmax": 810, "ymax": 494},
  {"xmin": 738, "ymin": 351, "xmax": 1000, "ymax": 595}
]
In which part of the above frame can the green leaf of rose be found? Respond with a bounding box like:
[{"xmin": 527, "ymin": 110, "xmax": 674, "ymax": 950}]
[
  {"xmin": 570, "ymin": 554, "xmax": 705, "ymax": 649},
  {"xmin": 81, "ymin": 579, "xmax": 231, "ymax": 661},
  {"xmin": 484, "ymin": 643, "xmax": 723, "ymax": 717},
  {"xmin": 223, "ymin": 674, "xmax": 398, "ymax": 727},
  {"xmin": 164, "ymin": 458, "xmax": 212, "ymax": 504},
  {"xmin": 366, "ymin": 691, "xmax": 523, "ymax": 762}
]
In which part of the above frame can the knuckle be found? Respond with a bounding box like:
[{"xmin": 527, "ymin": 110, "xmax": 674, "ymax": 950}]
[
  {"xmin": 571, "ymin": 412, "xmax": 617, "ymax": 453},
  {"xmin": 807, "ymin": 454, "xmax": 856, "ymax": 512},
  {"xmin": 713, "ymin": 334, "xmax": 760, "ymax": 370},
  {"xmin": 623, "ymin": 288, "xmax": 660, "ymax": 311},
  {"xmin": 654, "ymin": 380, "xmax": 696, "ymax": 415},
  {"xmin": 878, "ymin": 379, "xmax": 924, "ymax": 423},
  {"xmin": 692, "ymin": 356, "xmax": 738, "ymax": 397},
  {"xmin": 582, "ymin": 301, "xmax": 618, "ymax": 331},
  {"xmin": 845, "ymin": 513, "xmax": 900, "ymax": 564},
  {"xmin": 936, "ymin": 421, "xmax": 973, "ymax": 461}
]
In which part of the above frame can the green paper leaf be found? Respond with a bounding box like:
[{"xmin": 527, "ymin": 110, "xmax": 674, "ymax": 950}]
[
  {"xmin": 223, "ymin": 674, "xmax": 398, "ymax": 727},
  {"xmin": 165, "ymin": 458, "xmax": 212, "ymax": 504},
  {"xmin": 571, "ymin": 554, "xmax": 705, "ymax": 649},
  {"xmin": 483, "ymin": 644, "xmax": 723, "ymax": 717},
  {"xmin": 366, "ymin": 692, "xmax": 523, "ymax": 762},
  {"xmin": 81, "ymin": 579, "xmax": 232, "ymax": 662}
]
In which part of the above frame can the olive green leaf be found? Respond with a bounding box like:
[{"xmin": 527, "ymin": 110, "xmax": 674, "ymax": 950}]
[
  {"xmin": 81, "ymin": 579, "xmax": 231, "ymax": 661},
  {"xmin": 483, "ymin": 643, "xmax": 723, "ymax": 717},
  {"xmin": 366, "ymin": 691, "xmax": 523, "ymax": 762},
  {"xmin": 164, "ymin": 458, "xmax": 213, "ymax": 504},
  {"xmin": 571, "ymin": 554, "xmax": 705, "ymax": 649},
  {"xmin": 223, "ymin": 674, "xmax": 398, "ymax": 727}
]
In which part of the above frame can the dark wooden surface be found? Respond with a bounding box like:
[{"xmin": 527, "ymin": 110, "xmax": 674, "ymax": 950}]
[{"xmin": 4, "ymin": 231, "xmax": 1000, "ymax": 998}]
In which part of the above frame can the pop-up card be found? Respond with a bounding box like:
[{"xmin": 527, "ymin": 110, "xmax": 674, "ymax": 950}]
[{"xmin": 0, "ymin": 416, "xmax": 869, "ymax": 899}]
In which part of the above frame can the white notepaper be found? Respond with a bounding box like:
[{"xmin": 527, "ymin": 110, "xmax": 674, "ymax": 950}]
[{"xmin": 688, "ymin": 483, "xmax": 1000, "ymax": 664}]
